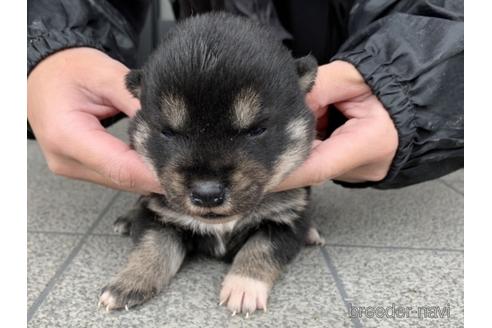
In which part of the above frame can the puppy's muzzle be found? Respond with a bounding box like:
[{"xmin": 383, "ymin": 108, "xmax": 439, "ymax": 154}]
[{"xmin": 190, "ymin": 180, "xmax": 226, "ymax": 208}]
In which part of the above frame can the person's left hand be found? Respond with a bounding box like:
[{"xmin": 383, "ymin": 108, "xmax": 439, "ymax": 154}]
[{"xmin": 274, "ymin": 60, "xmax": 399, "ymax": 191}]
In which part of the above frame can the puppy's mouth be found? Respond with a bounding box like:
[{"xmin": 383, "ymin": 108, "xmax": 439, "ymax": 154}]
[
  {"xmin": 193, "ymin": 212, "xmax": 239, "ymax": 224},
  {"xmin": 201, "ymin": 212, "xmax": 227, "ymax": 219},
  {"xmin": 184, "ymin": 197, "xmax": 238, "ymax": 222}
]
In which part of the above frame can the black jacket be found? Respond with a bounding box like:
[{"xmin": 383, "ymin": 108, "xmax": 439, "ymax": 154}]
[{"xmin": 27, "ymin": 0, "xmax": 464, "ymax": 189}]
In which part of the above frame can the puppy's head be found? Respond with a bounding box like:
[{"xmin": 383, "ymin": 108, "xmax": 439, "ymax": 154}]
[{"xmin": 127, "ymin": 13, "xmax": 317, "ymax": 222}]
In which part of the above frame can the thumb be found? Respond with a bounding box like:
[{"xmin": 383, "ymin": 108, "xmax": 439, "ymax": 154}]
[
  {"xmin": 273, "ymin": 123, "xmax": 371, "ymax": 191},
  {"xmin": 62, "ymin": 113, "xmax": 162, "ymax": 193}
]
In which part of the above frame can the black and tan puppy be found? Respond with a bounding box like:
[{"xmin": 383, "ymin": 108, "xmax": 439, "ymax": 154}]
[{"xmin": 98, "ymin": 12, "xmax": 324, "ymax": 316}]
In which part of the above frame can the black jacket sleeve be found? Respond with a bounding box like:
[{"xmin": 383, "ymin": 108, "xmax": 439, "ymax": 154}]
[
  {"xmin": 27, "ymin": 0, "xmax": 150, "ymax": 138},
  {"xmin": 27, "ymin": 0, "xmax": 147, "ymax": 75},
  {"xmin": 331, "ymin": 0, "xmax": 464, "ymax": 189}
]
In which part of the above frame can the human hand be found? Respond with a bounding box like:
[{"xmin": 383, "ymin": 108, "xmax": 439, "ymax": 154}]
[
  {"xmin": 27, "ymin": 48, "xmax": 162, "ymax": 194},
  {"xmin": 274, "ymin": 60, "xmax": 398, "ymax": 191}
]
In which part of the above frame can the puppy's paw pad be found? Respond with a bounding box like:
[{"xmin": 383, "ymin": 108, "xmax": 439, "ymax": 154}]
[
  {"xmin": 98, "ymin": 284, "xmax": 154, "ymax": 312},
  {"xmin": 219, "ymin": 274, "xmax": 269, "ymax": 316},
  {"xmin": 113, "ymin": 216, "xmax": 132, "ymax": 235}
]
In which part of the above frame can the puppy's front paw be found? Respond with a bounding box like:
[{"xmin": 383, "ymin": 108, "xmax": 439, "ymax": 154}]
[
  {"xmin": 98, "ymin": 283, "xmax": 156, "ymax": 312},
  {"xmin": 219, "ymin": 274, "xmax": 270, "ymax": 316}
]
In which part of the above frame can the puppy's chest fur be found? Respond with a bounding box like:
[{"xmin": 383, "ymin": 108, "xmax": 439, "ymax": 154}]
[{"xmin": 142, "ymin": 188, "xmax": 310, "ymax": 260}]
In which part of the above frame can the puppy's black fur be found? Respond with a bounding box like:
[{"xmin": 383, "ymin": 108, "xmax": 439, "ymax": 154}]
[{"xmin": 99, "ymin": 13, "xmax": 323, "ymax": 315}]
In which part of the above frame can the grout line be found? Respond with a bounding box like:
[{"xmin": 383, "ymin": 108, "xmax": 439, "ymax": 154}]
[
  {"xmin": 28, "ymin": 230, "xmax": 123, "ymax": 238},
  {"xmin": 89, "ymin": 233, "xmax": 122, "ymax": 237},
  {"xmin": 324, "ymin": 243, "xmax": 463, "ymax": 253},
  {"xmin": 28, "ymin": 230, "xmax": 85, "ymax": 236},
  {"xmin": 320, "ymin": 247, "xmax": 363, "ymax": 328},
  {"xmin": 27, "ymin": 192, "xmax": 121, "ymax": 322},
  {"xmin": 438, "ymin": 179, "xmax": 464, "ymax": 196}
]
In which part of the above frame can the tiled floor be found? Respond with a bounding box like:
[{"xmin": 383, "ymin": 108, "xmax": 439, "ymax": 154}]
[{"xmin": 27, "ymin": 119, "xmax": 464, "ymax": 328}]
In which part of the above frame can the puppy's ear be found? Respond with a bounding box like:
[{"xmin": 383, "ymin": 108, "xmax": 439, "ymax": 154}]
[
  {"xmin": 295, "ymin": 55, "xmax": 318, "ymax": 93},
  {"xmin": 125, "ymin": 69, "xmax": 142, "ymax": 99}
]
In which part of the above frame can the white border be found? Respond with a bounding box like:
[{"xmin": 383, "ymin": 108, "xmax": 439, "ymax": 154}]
[
  {"xmin": 0, "ymin": 1, "xmax": 27, "ymax": 327},
  {"xmin": 465, "ymin": 2, "xmax": 491, "ymax": 327}
]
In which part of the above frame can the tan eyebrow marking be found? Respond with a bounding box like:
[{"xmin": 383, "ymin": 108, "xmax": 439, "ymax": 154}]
[
  {"xmin": 160, "ymin": 94, "xmax": 187, "ymax": 129},
  {"xmin": 286, "ymin": 118, "xmax": 309, "ymax": 141},
  {"xmin": 232, "ymin": 88, "xmax": 261, "ymax": 129}
]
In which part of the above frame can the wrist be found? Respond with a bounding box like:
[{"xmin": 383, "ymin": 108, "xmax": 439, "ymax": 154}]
[
  {"xmin": 29, "ymin": 47, "xmax": 111, "ymax": 80},
  {"xmin": 28, "ymin": 21, "xmax": 107, "ymax": 75}
]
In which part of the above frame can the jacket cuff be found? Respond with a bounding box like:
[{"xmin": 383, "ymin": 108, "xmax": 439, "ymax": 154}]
[
  {"xmin": 28, "ymin": 29, "xmax": 104, "ymax": 76},
  {"xmin": 330, "ymin": 50, "xmax": 416, "ymax": 189}
]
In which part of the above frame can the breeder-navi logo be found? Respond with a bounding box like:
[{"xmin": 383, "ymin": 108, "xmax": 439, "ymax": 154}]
[{"xmin": 348, "ymin": 303, "xmax": 451, "ymax": 320}]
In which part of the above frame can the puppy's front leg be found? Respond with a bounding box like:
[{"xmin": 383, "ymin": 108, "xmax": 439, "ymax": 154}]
[
  {"xmin": 99, "ymin": 228, "xmax": 185, "ymax": 311},
  {"xmin": 220, "ymin": 220, "xmax": 306, "ymax": 316}
]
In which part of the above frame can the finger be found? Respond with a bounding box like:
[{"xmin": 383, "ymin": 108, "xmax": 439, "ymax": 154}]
[
  {"xmin": 47, "ymin": 155, "xmax": 158, "ymax": 194},
  {"xmin": 62, "ymin": 114, "xmax": 162, "ymax": 194},
  {"xmin": 82, "ymin": 133, "xmax": 162, "ymax": 193}
]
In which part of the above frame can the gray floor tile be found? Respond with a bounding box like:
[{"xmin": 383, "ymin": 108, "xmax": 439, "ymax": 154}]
[
  {"xmin": 93, "ymin": 192, "xmax": 140, "ymax": 235},
  {"xmin": 325, "ymin": 246, "xmax": 463, "ymax": 328},
  {"xmin": 27, "ymin": 233, "xmax": 80, "ymax": 309},
  {"xmin": 28, "ymin": 117, "xmax": 464, "ymax": 327},
  {"xmin": 106, "ymin": 117, "xmax": 130, "ymax": 142},
  {"xmin": 440, "ymin": 169, "xmax": 464, "ymax": 194},
  {"xmin": 28, "ymin": 141, "xmax": 116, "ymax": 233},
  {"xmin": 28, "ymin": 236, "xmax": 351, "ymax": 328},
  {"xmin": 309, "ymin": 180, "xmax": 463, "ymax": 250}
]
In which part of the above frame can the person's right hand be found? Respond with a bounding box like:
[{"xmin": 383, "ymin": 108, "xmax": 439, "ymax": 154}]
[{"xmin": 27, "ymin": 47, "xmax": 162, "ymax": 194}]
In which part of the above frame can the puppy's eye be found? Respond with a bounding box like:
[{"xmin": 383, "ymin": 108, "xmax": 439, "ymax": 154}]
[
  {"xmin": 246, "ymin": 127, "xmax": 267, "ymax": 137},
  {"xmin": 161, "ymin": 129, "xmax": 176, "ymax": 138}
]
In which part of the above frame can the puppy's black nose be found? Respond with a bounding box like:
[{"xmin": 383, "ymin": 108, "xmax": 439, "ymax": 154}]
[{"xmin": 190, "ymin": 180, "xmax": 225, "ymax": 207}]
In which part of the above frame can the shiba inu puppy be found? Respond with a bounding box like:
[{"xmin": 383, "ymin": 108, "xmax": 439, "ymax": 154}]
[{"xmin": 99, "ymin": 12, "xmax": 324, "ymax": 316}]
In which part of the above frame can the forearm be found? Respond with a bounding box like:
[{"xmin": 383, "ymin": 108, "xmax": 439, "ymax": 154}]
[
  {"xmin": 332, "ymin": 0, "xmax": 464, "ymax": 188},
  {"xmin": 28, "ymin": 0, "xmax": 141, "ymax": 75}
]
